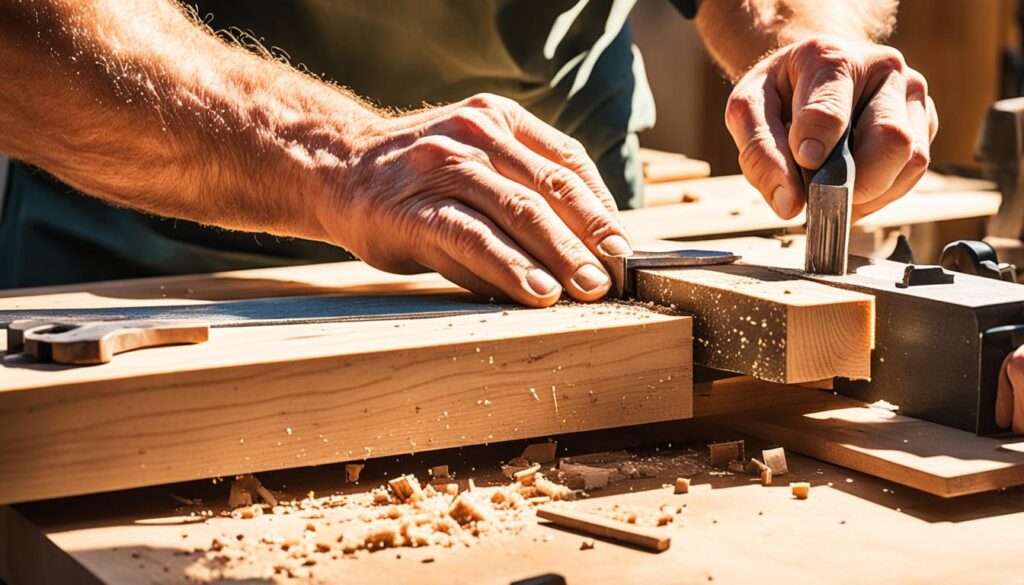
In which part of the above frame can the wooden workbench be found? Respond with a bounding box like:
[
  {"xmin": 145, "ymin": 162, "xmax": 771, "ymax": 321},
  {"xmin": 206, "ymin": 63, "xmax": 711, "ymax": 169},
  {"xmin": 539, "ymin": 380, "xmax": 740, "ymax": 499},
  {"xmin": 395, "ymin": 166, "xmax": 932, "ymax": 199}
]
[
  {"xmin": 3, "ymin": 419, "xmax": 1022, "ymax": 585},
  {"xmin": 0, "ymin": 170, "xmax": 1018, "ymax": 583}
]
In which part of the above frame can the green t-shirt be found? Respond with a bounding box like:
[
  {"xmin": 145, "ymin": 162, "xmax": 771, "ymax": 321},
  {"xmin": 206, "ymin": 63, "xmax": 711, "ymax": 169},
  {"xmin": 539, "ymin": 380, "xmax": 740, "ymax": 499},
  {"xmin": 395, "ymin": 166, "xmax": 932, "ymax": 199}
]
[{"xmin": 0, "ymin": 0, "xmax": 666, "ymax": 288}]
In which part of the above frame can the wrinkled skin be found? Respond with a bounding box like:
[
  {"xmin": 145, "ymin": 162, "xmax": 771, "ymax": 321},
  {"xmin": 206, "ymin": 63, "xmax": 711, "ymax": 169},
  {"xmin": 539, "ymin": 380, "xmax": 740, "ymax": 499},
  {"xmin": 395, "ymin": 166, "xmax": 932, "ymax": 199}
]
[
  {"xmin": 322, "ymin": 94, "xmax": 633, "ymax": 308},
  {"xmin": 725, "ymin": 36, "xmax": 939, "ymax": 221}
]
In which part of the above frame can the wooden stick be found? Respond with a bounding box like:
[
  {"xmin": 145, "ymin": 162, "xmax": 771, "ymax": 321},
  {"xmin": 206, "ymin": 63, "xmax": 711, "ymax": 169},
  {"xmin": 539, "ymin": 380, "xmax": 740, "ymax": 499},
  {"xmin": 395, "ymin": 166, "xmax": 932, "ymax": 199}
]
[{"xmin": 536, "ymin": 507, "xmax": 670, "ymax": 552}]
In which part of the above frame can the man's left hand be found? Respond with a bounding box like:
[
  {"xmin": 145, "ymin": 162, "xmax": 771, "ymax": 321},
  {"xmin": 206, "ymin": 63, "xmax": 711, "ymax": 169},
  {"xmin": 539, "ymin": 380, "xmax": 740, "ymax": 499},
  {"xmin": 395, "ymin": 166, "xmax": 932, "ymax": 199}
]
[{"xmin": 724, "ymin": 36, "xmax": 939, "ymax": 220}]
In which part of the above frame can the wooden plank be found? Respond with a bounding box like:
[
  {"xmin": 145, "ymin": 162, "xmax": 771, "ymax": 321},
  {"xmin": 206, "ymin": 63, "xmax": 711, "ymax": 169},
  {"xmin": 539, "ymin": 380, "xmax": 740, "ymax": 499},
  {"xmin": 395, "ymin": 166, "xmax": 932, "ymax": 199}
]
[
  {"xmin": 536, "ymin": 506, "xmax": 671, "ymax": 552},
  {"xmin": 725, "ymin": 400, "xmax": 1024, "ymax": 497},
  {"xmin": 0, "ymin": 299, "xmax": 692, "ymax": 505},
  {"xmin": 636, "ymin": 264, "xmax": 873, "ymax": 383},
  {"xmin": 639, "ymin": 147, "xmax": 710, "ymax": 186},
  {"xmin": 3, "ymin": 426, "xmax": 1023, "ymax": 585},
  {"xmin": 624, "ymin": 173, "xmax": 1000, "ymax": 239}
]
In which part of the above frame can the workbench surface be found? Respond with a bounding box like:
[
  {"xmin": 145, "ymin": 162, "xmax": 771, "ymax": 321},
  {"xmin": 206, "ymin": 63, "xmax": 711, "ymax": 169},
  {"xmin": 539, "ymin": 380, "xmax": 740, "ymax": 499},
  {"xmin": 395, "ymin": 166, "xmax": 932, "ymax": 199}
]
[{"xmin": 3, "ymin": 421, "xmax": 1022, "ymax": 585}]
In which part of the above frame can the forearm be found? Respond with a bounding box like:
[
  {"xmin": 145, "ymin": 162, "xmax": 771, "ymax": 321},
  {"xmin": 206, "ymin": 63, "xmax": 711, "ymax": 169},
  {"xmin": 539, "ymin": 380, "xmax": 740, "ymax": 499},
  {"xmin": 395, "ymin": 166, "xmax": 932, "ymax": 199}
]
[
  {"xmin": 696, "ymin": 0, "xmax": 899, "ymax": 79},
  {"xmin": 0, "ymin": 0, "xmax": 377, "ymax": 241}
]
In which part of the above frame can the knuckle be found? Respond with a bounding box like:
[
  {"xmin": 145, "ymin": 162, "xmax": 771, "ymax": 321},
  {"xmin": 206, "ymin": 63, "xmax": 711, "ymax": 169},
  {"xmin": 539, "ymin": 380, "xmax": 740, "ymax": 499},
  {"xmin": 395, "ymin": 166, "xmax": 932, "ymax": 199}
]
[
  {"xmin": 906, "ymin": 69, "xmax": 928, "ymax": 98},
  {"xmin": 408, "ymin": 135, "xmax": 462, "ymax": 169},
  {"xmin": 795, "ymin": 37, "xmax": 848, "ymax": 69},
  {"xmin": 874, "ymin": 47, "xmax": 906, "ymax": 73},
  {"xmin": 1007, "ymin": 351, "xmax": 1024, "ymax": 379},
  {"xmin": 535, "ymin": 164, "xmax": 579, "ymax": 203},
  {"xmin": 725, "ymin": 94, "xmax": 757, "ymax": 130},
  {"xmin": 504, "ymin": 193, "xmax": 547, "ymax": 230},
  {"xmin": 798, "ymin": 101, "xmax": 847, "ymax": 132},
  {"xmin": 430, "ymin": 201, "xmax": 488, "ymax": 257},
  {"xmin": 873, "ymin": 121, "xmax": 914, "ymax": 156},
  {"xmin": 907, "ymin": 146, "xmax": 930, "ymax": 172},
  {"xmin": 447, "ymin": 107, "xmax": 494, "ymax": 137},
  {"xmin": 737, "ymin": 134, "xmax": 782, "ymax": 190}
]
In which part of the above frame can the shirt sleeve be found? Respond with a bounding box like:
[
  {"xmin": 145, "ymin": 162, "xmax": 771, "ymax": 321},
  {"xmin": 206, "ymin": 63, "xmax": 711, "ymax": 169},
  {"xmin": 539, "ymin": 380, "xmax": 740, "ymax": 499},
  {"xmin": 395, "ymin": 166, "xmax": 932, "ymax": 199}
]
[{"xmin": 667, "ymin": 0, "xmax": 700, "ymax": 19}]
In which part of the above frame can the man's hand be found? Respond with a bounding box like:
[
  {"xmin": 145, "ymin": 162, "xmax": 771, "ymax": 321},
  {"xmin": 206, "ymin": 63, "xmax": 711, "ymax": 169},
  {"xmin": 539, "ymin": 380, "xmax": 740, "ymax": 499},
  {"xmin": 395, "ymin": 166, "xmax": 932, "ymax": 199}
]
[
  {"xmin": 725, "ymin": 37, "xmax": 938, "ymax": 220},
  {"xmin": 324, "ymin": 94, "xmax": 632, "ymax": 308},
  {"xmin": 0, "ymin": 2, "xmax": 630, "ymax": 307},
  {"xmin": 997, "ymin": 348, "xmax": 1024, "ymax": 434}
]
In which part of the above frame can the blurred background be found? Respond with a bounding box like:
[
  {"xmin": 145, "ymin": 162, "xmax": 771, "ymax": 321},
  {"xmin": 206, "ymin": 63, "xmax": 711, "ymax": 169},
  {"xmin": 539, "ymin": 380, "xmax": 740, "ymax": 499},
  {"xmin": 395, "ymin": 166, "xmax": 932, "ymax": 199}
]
[{"xmin": 632, "ymin": 0, "xmax": 1019, "ymax": 177}]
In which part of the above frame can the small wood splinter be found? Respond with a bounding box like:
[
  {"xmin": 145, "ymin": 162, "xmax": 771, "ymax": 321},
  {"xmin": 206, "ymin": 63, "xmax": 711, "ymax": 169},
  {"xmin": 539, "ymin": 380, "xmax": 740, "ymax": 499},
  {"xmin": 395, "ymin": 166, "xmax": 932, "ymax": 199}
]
[
  {"xmin": 345, "ymin": 463, "xmax": 365, "ymax": 483},
  {"xmin": 674, "ymin": 477, "xmax": 690, "ymax": 494},
  {"xmin": 708, "ymin": 440, "xmax": 744, "ymax": 468},
  {"xmin": 791, "ymin": 482, "xmax": 810, "ymax": 499}
]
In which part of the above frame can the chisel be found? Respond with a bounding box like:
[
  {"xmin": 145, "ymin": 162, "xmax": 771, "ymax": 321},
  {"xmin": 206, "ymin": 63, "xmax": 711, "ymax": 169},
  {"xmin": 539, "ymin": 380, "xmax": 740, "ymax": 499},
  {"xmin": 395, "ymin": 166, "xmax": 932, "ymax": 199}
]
[{"xmin": 803, "ymin": 125, "xmax": 855, "ymax": 275}]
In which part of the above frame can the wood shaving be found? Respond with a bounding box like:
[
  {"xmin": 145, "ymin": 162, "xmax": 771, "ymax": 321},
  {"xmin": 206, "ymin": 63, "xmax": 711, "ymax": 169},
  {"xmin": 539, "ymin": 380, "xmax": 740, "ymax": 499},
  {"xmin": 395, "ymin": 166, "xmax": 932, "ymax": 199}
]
[
  {"xmin": 791, "ymin": 482, "xmax": 810, "ymax": 499},
  {"xmin": 674, "ymin": 477, "xmax": 690, "ymax": 494},
  {"xmin": 345, "ymin": 464, "xmax": 365, "ymax": 483}
]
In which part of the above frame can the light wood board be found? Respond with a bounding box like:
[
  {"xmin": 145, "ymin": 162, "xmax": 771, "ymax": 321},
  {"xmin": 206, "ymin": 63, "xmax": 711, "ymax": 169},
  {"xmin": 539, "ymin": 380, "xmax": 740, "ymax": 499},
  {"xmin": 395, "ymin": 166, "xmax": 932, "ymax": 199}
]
[
  {"xmin": 637, "ymin": 263, "xmax": 874, "ymax": 383},
  {"xmin": 724, "ymin": 398, "xmax": 1024, "ymax": 497},
  {"xmin": 0, "ymin": 298, "xmax": 692, "ymax": 505},
  {"xmin": 3, "ymin": 419, "xmax": 1024, "ymax": 585},
  {"xmin": 629, "ymin": 172, "xmax": 1000, "ymax": 238}
]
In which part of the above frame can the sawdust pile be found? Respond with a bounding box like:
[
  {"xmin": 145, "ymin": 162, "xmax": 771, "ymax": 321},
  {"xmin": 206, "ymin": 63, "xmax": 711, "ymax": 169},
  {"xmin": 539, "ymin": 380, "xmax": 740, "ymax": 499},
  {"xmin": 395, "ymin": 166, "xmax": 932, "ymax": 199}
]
[{"xmin": 188, "ymin": 470, "xmax": 573, "ymax": 581}]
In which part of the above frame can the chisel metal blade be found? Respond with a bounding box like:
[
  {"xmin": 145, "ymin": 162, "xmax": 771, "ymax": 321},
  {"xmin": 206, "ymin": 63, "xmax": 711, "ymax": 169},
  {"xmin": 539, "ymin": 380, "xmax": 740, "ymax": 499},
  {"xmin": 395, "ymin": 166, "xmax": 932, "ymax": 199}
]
[{"xmin": 804, "ymin": 125, "xmax": 855, "ymax": 275}]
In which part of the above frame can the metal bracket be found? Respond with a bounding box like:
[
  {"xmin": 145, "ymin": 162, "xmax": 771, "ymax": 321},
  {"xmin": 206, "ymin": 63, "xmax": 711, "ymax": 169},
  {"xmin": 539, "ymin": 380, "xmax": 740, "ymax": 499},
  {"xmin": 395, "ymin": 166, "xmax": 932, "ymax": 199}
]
[{"xmin": 895, "ymin": 265, "xmax": 955, "ymax": 288}]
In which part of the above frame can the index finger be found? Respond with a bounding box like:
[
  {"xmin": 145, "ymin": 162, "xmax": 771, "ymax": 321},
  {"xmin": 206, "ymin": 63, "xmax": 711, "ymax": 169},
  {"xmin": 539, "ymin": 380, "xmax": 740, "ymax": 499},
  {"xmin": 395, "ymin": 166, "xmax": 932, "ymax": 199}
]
[{"xmin": 787, "ymin": 55, "xmax": 856, "ymax": 171}]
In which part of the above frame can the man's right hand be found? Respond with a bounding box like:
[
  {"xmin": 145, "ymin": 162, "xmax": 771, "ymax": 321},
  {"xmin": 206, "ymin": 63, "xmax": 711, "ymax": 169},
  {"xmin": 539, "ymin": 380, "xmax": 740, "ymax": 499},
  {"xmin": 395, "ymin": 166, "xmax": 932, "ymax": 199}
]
[
  {"xmin": 997, "ymin": 347, "xmax": 1024, "ymax": 434},
  {"xmin": 319, "ymin": 94, "xmax": 633, "ymax": 307}
]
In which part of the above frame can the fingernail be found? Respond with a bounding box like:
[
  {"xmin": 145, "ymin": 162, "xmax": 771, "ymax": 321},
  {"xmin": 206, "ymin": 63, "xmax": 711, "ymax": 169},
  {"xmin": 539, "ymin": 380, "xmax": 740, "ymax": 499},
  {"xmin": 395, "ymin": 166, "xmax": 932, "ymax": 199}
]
[
  {"xmin": 597, "ymin": 234, "xmax": 632, "ymax": 257},
  {"xmin": 526, "ymin": 269, "xmax": 561, "ymax": 297},
  {"xmin": 798, "ymin": 139, "xmax": 825, "ymax": 167},
  {"xmin": 571, "ymin": 264, "xmax": 610, "ymax": 293},
  {"xmin": 772, "ymin": 185, "xmax": 799, "ymax": 218}
]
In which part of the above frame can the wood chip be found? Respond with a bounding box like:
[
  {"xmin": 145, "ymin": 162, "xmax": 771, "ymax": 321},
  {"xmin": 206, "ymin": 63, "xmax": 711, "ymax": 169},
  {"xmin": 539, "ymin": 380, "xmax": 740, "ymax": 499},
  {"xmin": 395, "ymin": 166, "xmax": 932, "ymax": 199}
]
[
  {"xmin": 708, "ymin": 440, "xmax": 744, "ymax": 468},
  {"xmin": 388, "ymin": 474, "xmax": 425, "ymax": 503},
  {"xmin": 534, "ymin": 475, "xmax": 573, "ymax": 501},
  {"xmin": 762, "ymin": 447, "xmax": 789, "ymax": 476},
  {"xmin": 580, "ymin": 540, "xmax": 596, "ymax": 550},
  {"xmin": 449, "ymin": 493, "xmax": 493, "ymax": 525},
  {"xmin": 430, "ymin": 465, "xmax": 450, "ymax": 480},
  {"xmin": 559, "ymin": 463, "xmax": 611, "ymax": 491},
  {"xmin": 745, "ymin": 458, "xmax": 768, "ymax": 474},
  {"xmin": 521, "ymin": 441, "xmax": 558, "ymax": 464},
  {"xmin": 345, "ymin": 464, "xmax": 365, "ymax": 483},
  {"xmin": 228, "ymin": 474, "xmax": 270, "ymax": 509},
  {"xmin": 514, "ymin": 464, "xmax": 542, "ymax": 486},
  {"xmin": 760, "ymin": 467, "xmax": 773, "ymax": 486},
  {"xmin": 791, "ymin": 482, "xmax": 810, "ymax": 499},
  {"xmin": 674, "ymin": 477, "xmax": 690, "ymax": 494}
]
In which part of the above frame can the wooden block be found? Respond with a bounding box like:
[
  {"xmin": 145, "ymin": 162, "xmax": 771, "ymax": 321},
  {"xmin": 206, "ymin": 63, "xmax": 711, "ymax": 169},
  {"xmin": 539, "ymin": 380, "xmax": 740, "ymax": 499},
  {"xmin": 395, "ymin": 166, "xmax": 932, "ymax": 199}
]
[
  {"xmin": 762, "ymin": 448, "xmax": 789, "ymax": 476},
  {"xmin": 791, "ymin": 482, "xmax": 810, "ymax": 499},
  {"xmin": 637, "ymin": 264, "xmax": 874, "ymax": 383},
  {"xmin": 726, "ymin": 401, "xmax": 1024, "ymax": 497},
  {"xmin": 674, "ymin": 477, "xmax": 690, "ymax": 494},
  {"xmin": 536, "ymin": 507, "xmax": 670, "ymax": 552},
  {"xmin": 0, "ymin": 299, "xmax": 691, "ymax": 505},
  {"xmin": 430, "ymin": 465, "xmax": 449, "ymax": 480},
  {"xmin": 521, "ymin": 442, "xmax": 558, "ymax": 464},
  {"xmin": 559, "ymin": 463, "xmax": 611, "ymax": 491},
  {"xmin": 388, "ymin": 475, "xmax": 424, "ymax": 503},
  {"xmin": 708, "ymin": 440, "xmax": 744, "ymax": 468}
]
